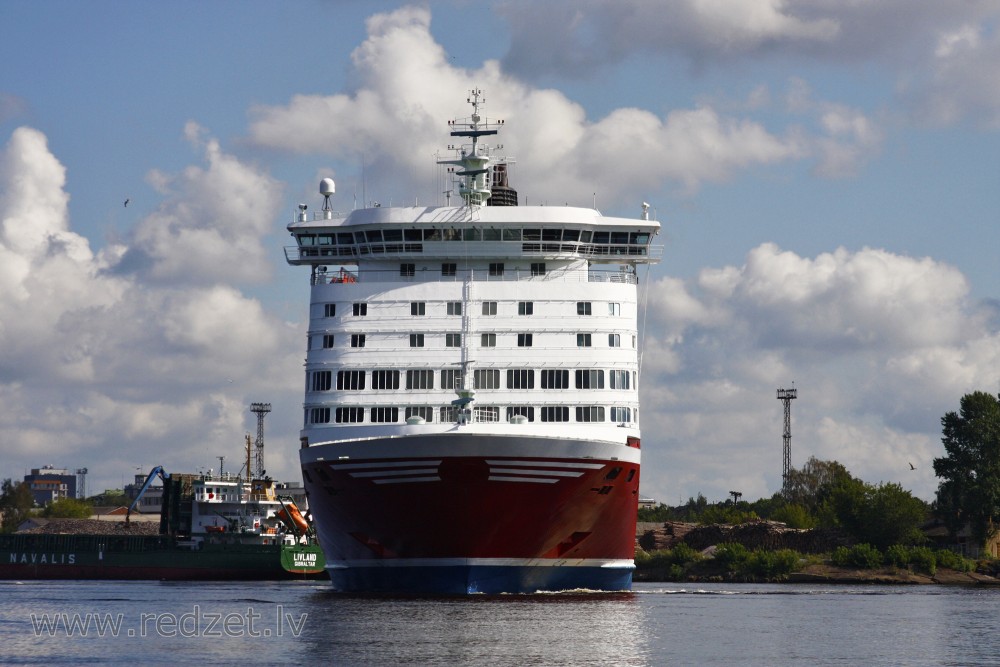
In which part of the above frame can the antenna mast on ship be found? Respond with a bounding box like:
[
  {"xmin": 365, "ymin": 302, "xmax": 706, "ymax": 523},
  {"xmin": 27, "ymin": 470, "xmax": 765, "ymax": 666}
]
[{"xmin": 439, "ymin": 89, "xmax": 508, "ymax": 207}]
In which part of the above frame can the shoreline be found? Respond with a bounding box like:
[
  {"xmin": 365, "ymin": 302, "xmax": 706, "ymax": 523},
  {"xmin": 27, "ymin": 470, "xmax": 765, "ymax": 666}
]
[{"xmin": 635, "ymin": 563, "xmax": 1000, "ymax": 585}]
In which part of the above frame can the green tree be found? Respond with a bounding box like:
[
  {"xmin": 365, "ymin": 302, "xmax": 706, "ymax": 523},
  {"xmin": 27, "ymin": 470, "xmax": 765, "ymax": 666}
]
[
  {"xmin": 42, "ymin": 497, "xmax": 93, "ymax": 519},
  {"xmin": 0, "ymin": 479, "xmax": 35, "ymax": 532},
  {"xmin": 831, "ymin": 481, "xmax": 927, "ymax": 549},
  {"xmin": 784, "ymin": 457, "xmax": 855, "ymax": 517},
  {"xmin": 934, "ymin": 391, "xmax": 1000, "ymax": 547}
]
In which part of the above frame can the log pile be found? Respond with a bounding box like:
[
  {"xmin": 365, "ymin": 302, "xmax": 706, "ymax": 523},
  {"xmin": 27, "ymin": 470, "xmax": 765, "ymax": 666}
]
[
  {"xmin": 19, "ymin": 519, "xmax": 161, "ymax": 536},
  {"xmin": 638, "ymin": 520, "xmax": 851, "ymax": 554}
]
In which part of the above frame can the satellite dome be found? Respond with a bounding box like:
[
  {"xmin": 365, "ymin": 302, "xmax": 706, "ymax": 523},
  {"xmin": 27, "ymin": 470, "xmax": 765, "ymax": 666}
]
[{"xmin": 320, "ymin": 178, "xmax": 336, "ymax": 196}]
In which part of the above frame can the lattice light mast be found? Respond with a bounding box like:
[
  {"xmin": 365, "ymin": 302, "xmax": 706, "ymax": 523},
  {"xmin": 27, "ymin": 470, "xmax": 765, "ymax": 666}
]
[
  {"xmin": 777, "ymin": 387, "xmax": 797, "ymax": 495},
  {"xmin": 75, "ymin": 468, "xmax": 88, "ymax": 500},
  {"xmin": 250, "ymin": 402, "xmax": 271, "ymax": 479}
]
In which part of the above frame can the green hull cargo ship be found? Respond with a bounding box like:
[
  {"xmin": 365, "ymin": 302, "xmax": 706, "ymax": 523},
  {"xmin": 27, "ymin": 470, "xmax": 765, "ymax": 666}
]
[{"xmin": 1, "ymin": 469, "xmax": 325, "ymax": 581}]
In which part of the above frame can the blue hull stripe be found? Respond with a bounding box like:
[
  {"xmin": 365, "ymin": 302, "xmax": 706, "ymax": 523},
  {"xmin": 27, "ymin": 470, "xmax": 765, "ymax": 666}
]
[{"xmin": 327, "ymin": 564, "xmax": 633, "ymax": 595}]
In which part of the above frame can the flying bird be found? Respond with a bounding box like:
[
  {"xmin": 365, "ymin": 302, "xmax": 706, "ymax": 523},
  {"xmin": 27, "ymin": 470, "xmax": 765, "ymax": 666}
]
[
  {"xmin": 909, "ymin": 462, "xmax": 916, "ymax": 470},
  {"xmin": 124, "ymin": 198, "xmax": 130, "ymax": 207}
]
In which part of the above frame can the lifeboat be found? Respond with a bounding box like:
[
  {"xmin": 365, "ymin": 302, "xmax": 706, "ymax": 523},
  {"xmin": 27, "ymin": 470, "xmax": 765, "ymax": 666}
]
[{"xmin": 276, "ymin": 503, "xmax": 310, "ymax": 534}]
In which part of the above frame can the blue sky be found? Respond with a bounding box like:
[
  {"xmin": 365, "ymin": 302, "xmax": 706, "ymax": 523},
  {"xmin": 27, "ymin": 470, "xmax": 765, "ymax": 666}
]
[{"xmin": 2, "ymin": 0, "xmax": 999, "ymax": 505}]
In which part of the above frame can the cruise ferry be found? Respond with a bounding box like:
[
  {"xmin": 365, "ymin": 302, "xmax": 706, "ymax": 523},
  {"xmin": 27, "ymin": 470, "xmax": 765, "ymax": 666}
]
[{"xmin": 286, "ymin": 90, "xmax": 661, "ymax": 593}]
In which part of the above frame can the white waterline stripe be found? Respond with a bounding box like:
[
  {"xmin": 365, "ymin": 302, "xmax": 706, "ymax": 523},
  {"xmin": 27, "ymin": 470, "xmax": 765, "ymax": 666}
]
[
  {"xmin": 487, "ymin": 475, "xmax": 559, "ymax": 484},
  {"xmin": 484, "ymin": 460, "xmax": 605, "ymax": 469},
  {"xmin": 331, "ymin": 460, "xmax": 442, "ymax": 470},
  {"xmin": 489, "ymin": 468, "xmax": 583, "ymax": 477},
  {"xmin": 349, "ymin": 468, "xmax": 438, "ymax": 478},
  {"xmin": 372, "ymin": 476, "xmax": 441, "ymax": 484}
]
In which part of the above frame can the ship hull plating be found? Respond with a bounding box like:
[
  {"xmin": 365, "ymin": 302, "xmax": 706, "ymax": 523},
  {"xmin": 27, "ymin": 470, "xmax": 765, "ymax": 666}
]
[{"xmin": 300, "ymin": 433, "xmax": 640, "ymax": 594}]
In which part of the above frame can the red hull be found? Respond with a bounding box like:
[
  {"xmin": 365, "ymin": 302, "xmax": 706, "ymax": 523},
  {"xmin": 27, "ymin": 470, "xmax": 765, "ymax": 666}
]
[{"xmin": 301, "ymin": 436, "xmax": 640, "ymax": 565}]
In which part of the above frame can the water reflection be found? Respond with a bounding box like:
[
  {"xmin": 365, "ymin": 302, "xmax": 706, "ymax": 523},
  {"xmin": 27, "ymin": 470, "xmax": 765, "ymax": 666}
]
[{"xmin": 299, "ymin": 589, "xmax": 651, "ymax": 665}]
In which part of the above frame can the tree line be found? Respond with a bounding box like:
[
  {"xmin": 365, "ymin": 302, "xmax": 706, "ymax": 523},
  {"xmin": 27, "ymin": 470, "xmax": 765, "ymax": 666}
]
[{"xmin": 640, "ymin": 390, "xmax": 1000, "ymax": 554}]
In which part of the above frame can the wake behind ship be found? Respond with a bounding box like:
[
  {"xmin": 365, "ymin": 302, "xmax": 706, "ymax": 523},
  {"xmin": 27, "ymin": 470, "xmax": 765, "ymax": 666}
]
[{"xmin": 286, "ymin": 90, "xmax": 661, "ymax": 594}]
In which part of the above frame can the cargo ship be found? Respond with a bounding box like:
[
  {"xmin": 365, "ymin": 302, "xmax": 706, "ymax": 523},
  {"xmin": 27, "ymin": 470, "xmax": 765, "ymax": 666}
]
[
  {"xmin": 286, "ymin": 90, "xmax": 661, "ymax": 593},
  {"xmin": 0, "ymin": 465, "xmax": 325, "ymax": 580}
]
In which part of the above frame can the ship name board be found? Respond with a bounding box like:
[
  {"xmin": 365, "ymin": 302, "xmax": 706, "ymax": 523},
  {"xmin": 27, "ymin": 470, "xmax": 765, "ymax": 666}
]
[
  {"xmin": 293, "ymin": 552, "xmax": 317, "ymax": 565},
  {"xmin": 9, "ymin": 552, "xmax": 76, "ymax": 565}
]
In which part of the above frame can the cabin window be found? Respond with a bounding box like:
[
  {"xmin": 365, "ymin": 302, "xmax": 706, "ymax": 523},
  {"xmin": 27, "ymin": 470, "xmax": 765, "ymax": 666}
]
[
  {"xmin": 440, "ymin": 369, "xmax": 463, "ymax": 389},
  {"xmin": 351, "ymin": 334, "xmax": 366, "ymax": 348},
  {"xmin": 353, "ymin": 303, "xmax": 367, "ymax": 316},
  {"xmin": 310, "ymin": 408, "xmax": 330, "ymax": 424},
  {"xmin": 507, "ymin": 369, "xmax": 535, "ymax": 389},
  {"xmin": 400, "ymin": 263, "xmax": 415, "ymax": 277},
  {"xmin": 311, "ymin": 371, "xmax": 332, "ymax": 392},
  {"xmin": 410, "ymin": 334, "xmax": 425, "ymax": 348},
  {"xmin": 541, "ymin": 406, "xmax": 569, "ymax": 422},
  {"xmin": 323, "ymin": 334, "xmax": 335, "ymax": 349},
  {"xmin": 507, "ymin": 406, "xmax": 535, "ymax": 422},
  {"xmin": 335, "ymin": 407, "xmax": 364, "ymax": 423},
  {"xmin": 447, "ymin": 302, "xmax": 463, "ymax": 316},
  {"xmin": 518, "ymin": 301, "xmax": 533, "ymax": 315},
  {"xmin": 474, "ymin": 369, "xmax": 501, "ymax": 389},
  {"xmin": 442, "ymin": 263, "xmax": 457, "ymax": 276},
  {"xmin": 406, "ymin": 370, "xmax": 434, "ymax": 390},
  {"xmin": 371, "ymin": 370, "xmax": 400, "ymax": 390},
  {"xmin": 482, "ymin": 301, "xmax": 497, "ymax": 316},
  {"xmin": 446, "ymin": 333, "xmax": 462, "ymax": 347},
  {"xmin": 410, "ymin": 302, "xmax": 426, "ymax": 316},
  {"xmin": 489, "ymin": 263, "xmax": 504, "ymax": 277},
  {"xmin": 530, "ymin": 262, "xmax": 546, "ymax": 276},
  {"xmin": 610, "ymin": 407, "xmax": 632, "ymax": 423},
  {"xmin": 609, "ymin": 302, "xmax": 621, "ymax": 316},
  {"xmin": 541, "ymin": 369, "xmax": 569, "ymax": 389},
  {"xmin": 609, "ymin": 334, "xmax": 620, "ymax": 348},
  {"xmin": 481, "ymin": 333, "xmax": 496, "ymax": 347},
  {"xmin": 610, "ymin": 370, "xmax": 630, "ymax": 390},
  {"xmin": 517, "ymin": 333, "xmax": 533, "ymax": 347},
  {"xmin": 577, "ymin": 333, "xmax": 592, "ymax": 347},
  {"xmin": 370, "ymin": 407, "xmax": 399, "ymax": 423},
  {"xmin": 406, "ymin": 406, "xmax": 434, "ymax": 421},
  {"xmin": 575, "ymin": 369, "xmax": 605, "ymax": 389},
  {"xmin": 577, "ymin": 302, "xmax": 592, "ymax": 315},
  {"xmin": 576, "ymin": 406, "xmax": 605, "ymax": 422},
  {"xmin": 337, "ymin": 370, "xmax": 365, "ymax": 390},
  {"xmin": 324, "ymin": 303, "xmax": 336, "ymax": 317}
]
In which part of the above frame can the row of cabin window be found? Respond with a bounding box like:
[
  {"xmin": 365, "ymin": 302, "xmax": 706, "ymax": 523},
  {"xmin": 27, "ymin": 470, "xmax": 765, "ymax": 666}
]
[
  {"xmin": 400, "ymin": 262, "xmax": 545, "ymax": 277},
  {"xmin": 310, "ymin": 369, "xmax": 635, "ymax": 392},
  {"xmin": 315, "ymin": 332, "xmax": 634, "ymax": 349},
  {"xmin": 307, "ymin": 405, "xmax": 635, "ymax": 425},
  {"xmin": 298, "ymin": 229, "xmax": 651, "ymax": 245},
  {"xmin": 322, "ymin": 301, "xmax": 623, "ymax": 318}
]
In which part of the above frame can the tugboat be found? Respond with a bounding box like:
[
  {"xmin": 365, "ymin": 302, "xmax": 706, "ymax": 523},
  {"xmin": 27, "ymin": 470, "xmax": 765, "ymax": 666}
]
[{"xmin": 286, "ymin": 89, "xmax": 661, "ymax": 593}]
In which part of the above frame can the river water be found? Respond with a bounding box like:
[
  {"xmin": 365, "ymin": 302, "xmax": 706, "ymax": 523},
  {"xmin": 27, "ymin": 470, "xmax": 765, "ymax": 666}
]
[{"xmin": 1, "ymin": 580, "xmax": 997, "ymax": 665}]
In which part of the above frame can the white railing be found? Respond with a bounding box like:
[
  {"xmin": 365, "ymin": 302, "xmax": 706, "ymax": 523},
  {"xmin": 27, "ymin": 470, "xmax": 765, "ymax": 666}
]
[{"xmin": 304, "ymin": 268, "xmax": 639, "ymax": 286}]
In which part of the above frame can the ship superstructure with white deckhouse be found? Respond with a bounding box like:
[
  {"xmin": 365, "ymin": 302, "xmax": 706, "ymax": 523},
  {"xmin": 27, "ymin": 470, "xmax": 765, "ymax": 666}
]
[{"xmin": 286, "ymin": 90, "xmax": 661, "ymax": 594}]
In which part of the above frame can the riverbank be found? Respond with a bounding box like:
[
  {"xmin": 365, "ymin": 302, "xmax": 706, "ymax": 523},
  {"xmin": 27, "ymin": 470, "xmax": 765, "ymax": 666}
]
[{"xmin": 634, "ymin": 559, "xmax": 1000, "ymax": 585}]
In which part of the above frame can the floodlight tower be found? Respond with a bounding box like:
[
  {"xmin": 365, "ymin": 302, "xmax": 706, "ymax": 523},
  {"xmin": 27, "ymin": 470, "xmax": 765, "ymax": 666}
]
[
  {"xmin": 777, "ymin": 387, "xmax": 797, "ymax": 495},
  {"xmin": 249, "ymin": 402, "xmax": 271, "ymax": 479}
]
